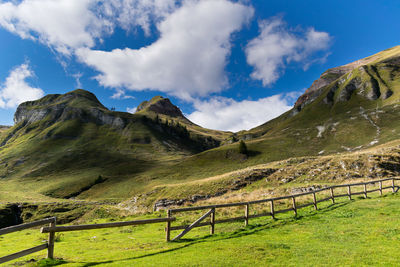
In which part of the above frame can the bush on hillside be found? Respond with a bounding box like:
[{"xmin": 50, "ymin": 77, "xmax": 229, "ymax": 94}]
[{"xmin": 238, "ymin": 140, "xmax": 248, "ymax": 155}]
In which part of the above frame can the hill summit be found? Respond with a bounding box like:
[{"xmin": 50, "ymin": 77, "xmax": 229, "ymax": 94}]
[{"xmin": 136, "ymin": 96, "xmax": 184, "ymax": 118}]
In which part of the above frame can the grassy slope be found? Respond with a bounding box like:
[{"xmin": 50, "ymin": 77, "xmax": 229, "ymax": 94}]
[
  {"xmin": 131, "ymin": 46, "xmax": 400, "ymax": 188},
  {"xmin": 3, "ymin": 47, "xmax": 400, "ymax": 205},
  {"xmin": 1, "ymin": 192, "xmax": 399, "ymax": 266},
  {"xmin": 0, "ymin": 91, "xmax": 232, "ymax": 203}
]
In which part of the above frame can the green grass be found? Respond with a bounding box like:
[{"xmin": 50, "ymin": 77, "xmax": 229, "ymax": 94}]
[{"xmin": 1, "ymin": 192, "xmax": 400, "ymax": 266}]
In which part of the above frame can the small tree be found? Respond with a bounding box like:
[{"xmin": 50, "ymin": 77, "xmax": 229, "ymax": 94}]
[{"xmin": 238, "ymin": 140, "xmax": 248, "ymax": 155}]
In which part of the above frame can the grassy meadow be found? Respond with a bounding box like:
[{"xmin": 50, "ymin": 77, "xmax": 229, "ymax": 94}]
[{"xmin": 1, "ymin": 191, "xmax": 400, "ymax": 266}]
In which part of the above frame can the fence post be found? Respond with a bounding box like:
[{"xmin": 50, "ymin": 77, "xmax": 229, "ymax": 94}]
[
  {"xmin": 364, "ymin": 183, "xmax": 367, "ymax": 198},
  {"xmin": 347, "ymin": 185, "xmax": 352, "ymax": 200},
  {"xmin": 379, "ymin": 181, "xmax": 383, "ymax": 196},
  {"xmin": 392, "ymin": 179, "xmax": 395, "ymax": 193},
  {"xmin": 330, "ymin": 187, "xmax": 335, "ymax": 204},
  {"xmin": 210, "ymin": 208, "xmax": 215, "ymax": 234},
  {"xmin": 244, "ymin": 204, "xmax": 249, "ymax": 227},
  {"xmin": 47, "ymin": 217, "xmax": 56, "ymax": 259},
  {"xmin": 292, "ymin": 197, "xmax": 297, "ymax": 216},
  {"xmin": 270, "ymin": 200, "xmax": 275, "ymax": 219},
  {"xmin": 166, "ymin": 210, "xmax": 171, "ymax": 242},
  {"xmin": 312, "ymin": 192, "xmax": 318, "ymax": 210}
]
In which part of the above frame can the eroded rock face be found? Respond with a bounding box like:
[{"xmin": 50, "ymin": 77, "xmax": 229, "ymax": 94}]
[
  {"xmin": 294, "ymin": 66, "xmax": 354, "ymax": 111},
  {"xmin": 338, "ymin": 78, "xmax": 361, "ymax": 102},
  {"xmin": 88, "ymin": 108, "xmax": 125, "ymax": 129},
  {"xmin": 14, "ymin": 103, "xmax": 64, "ymax": 125}
]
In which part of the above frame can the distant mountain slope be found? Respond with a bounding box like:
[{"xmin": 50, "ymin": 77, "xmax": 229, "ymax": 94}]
[{"xmin": 145, "ymin": 46, "xmax": 400, "ymax": 188}]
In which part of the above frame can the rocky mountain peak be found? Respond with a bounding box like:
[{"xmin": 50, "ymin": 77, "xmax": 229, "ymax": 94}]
[
  {"xmin": 293, "ymin": 46, "xmax": 400, "ymax": 113},
  {"xmin": 136, "ymin": 96, "xmax": 184, "ymax": 118}
]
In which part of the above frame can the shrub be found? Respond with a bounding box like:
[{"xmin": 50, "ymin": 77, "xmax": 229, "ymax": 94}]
[
  {"xmin": 94, "ymin": 175, "xmax": 105, "ymax": 184},
  {"xmin": 238, "ymin": 140, "xmax": 248, "ymax": 155}
]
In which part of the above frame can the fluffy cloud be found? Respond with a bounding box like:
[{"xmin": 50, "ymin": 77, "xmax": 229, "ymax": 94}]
[
  {"xmin": 76, "ymin": 0, "xmax": 254, "ymax": 100},
  {"xmin": 0, "ymin": 0, "xmax": 113, "ymax": 55},
  {"xmin": 100, "ymin": 0, "xmax": 179, "ymax": 36},
  {"xmin": 0, "ymin": 64, "xmax": 44, "ymax": 109},
  {"xmin": 245, "ymin": 17, "xmax": 331, "ymax": 86},
  {"xmin": 111, "ymin": 89, "xmax": 135, "ymax": 99},
  {"xmin": 0, "ymin": 0, "xmax": 180, "ymax": 55},
  {"xmin": 187, "ymin": 93, "xmax": 300, "ymax": 132},
  {"xmin": 126, "ymin": 106, "xmax": 137, "ymax": 114}
]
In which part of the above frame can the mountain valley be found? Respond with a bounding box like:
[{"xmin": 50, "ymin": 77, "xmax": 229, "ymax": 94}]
[{"xmin": 2, "ymin": 46, "xmax": 400, "ymax": 219}]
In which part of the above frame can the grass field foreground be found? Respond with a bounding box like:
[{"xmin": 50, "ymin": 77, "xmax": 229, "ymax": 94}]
[{"xmin": 1, "ymin": 192, "xmax": 400, "ymax": 266}]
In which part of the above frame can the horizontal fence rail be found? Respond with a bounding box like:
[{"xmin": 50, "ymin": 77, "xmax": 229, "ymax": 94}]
[
  {"xmin": 40, "ymin": 217, "xmax": 176, "ymax": 233},
  {"xmin": 0, "ymin": 217, "xmax": 55, "ymax": 236},
  {"xmin": 0, "ymin": 217, "xmax": 56, "ymax": 264},
  {"xmin": 166, "ymin": 178, "xmax": 400, "ymax": 241},
  {"xmin": 1, "ymin": 217, "xmax": 175, "ymax": 264},
  {"xmin": 0, "ymin": 244, "xmax": 48, "ymax": 264}
]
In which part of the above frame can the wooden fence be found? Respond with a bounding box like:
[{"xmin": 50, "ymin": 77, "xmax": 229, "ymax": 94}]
[
  {"xmin": 0, "ymin": 217, "xmax": 56, "ymax": 264},
  {"xmin": 0, "ymin": 178, "xmax": 399, "ymax": 264},
  {"xmin": 0, "ymin": 217, "xmax": 174, "ymax": 264},
  {"xmin": 166, "ymin": 178, "xmax": 399, "ymax": 241}
]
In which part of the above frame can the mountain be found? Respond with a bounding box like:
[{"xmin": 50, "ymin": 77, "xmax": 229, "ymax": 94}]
[
  {"xmin": 3, "ymin": 46, "xmax": 400, "ymax": 209},
  {"xmin": 0, "ymin": 90, "xmax": 231, "ymax": 200},
  {"xmin": 135, "ymin": 45, "xmax": 400, "ymax": 204}
]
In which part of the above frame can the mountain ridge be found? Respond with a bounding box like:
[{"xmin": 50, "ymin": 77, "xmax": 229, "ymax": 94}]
[{"xmin": 2, "ymin": 46, "xmax": 400, "ymax": 210}]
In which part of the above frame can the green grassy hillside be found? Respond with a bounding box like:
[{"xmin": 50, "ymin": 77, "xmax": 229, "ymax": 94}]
[
  {"xmin": 1, "ymin": 192, "xmax": 399, "ymax": 266},
  {"xmin": 2, "ymin": 47, "xmax": 400, "ymax": 208},
  {"xmin": 0, "ymin": 90, "xmax": 230, "ymax": 201},
  {"xmin": 145, "ymin": 45, "xmax": 400, "ymax": 186}
]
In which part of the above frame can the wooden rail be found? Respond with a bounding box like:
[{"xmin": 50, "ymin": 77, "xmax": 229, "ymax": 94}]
[
  {"xmin": 0, "ymin": 217, "xmax": 56, "ymax": 264},
  {"xmin": 172, "ymin": 209, "xmax": 214, "ymax": 241},
  {"xmin": 166, "ymin": 178, "xmax": 400, "ymax": 241},
  {"xmin": 0, "ymin": 217, "xmax": 55, "ymax": 236},
  {"xmin": 1, "ymin": 217, "xmax": 174, "ymax": 264},
  {"xmin": 40, "ymin": 217, "xmax": 175, "ymax": 233}
]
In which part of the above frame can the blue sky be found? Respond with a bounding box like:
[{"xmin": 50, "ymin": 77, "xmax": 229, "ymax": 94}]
[{"xmin": 0, "ymin": 0, "xmax": 399, "ymax": 131}]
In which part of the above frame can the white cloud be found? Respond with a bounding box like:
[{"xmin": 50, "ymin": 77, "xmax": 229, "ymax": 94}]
[
  {"xmin": 111, "ymin": 89, "xmax": 135, "ymax": 100},
  {"xmin": 126, "ymin": 106, "xmax": 137, "ymax": 114},
  {"xmin": 0, "ymin": 0, "xmax": 180, "ymax": 55},
  {"xmin": 76, "ymin": 0, "xmax": 254, "ymax": 100},
  {"xmin": 0, "ymin": 63, "xmax": 44, "ymax": 109},
  {"xmin": 187, "ymin": 93, "xmax": 300, "ymax": 132},
  {"xmin": 72, "ymin": 72, "xmax": 83, "ymax": 88},
  {"xmin": 245, "ymin": 17, "xmax": 331, "ymax": 86},
  {"xmin": 0, "ymin": 0, "xmax": 114, "ymax": 55},
  {"xmin": 99, "ymin": 0, "xmax": 179, "ymax": 36}
]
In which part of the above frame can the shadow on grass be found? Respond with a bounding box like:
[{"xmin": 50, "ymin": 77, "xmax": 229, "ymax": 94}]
[
  {"xmin": 36, "ymin": 258, "xmax": 68, "ymax": 266},
  {"xmin": 73, "ymin": 201, "xmax": 355, "ymax": 266}
]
